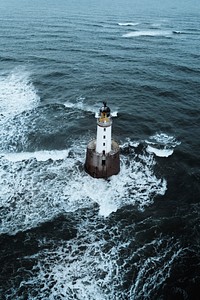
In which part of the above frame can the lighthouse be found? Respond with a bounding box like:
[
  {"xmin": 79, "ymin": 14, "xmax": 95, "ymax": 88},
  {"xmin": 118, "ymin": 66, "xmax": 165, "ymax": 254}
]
[{"xmin": 85, "ymin": 102, "xmax": 120, "ymax": 178}]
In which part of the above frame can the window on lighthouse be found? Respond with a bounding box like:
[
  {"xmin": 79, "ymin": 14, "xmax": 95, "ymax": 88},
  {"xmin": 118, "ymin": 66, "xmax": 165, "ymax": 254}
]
[
  {"xmin": 104, "ymin": 128, "xmax": 106, "ymax": 132},
  {"xmin": 103, "ymin": 135, "xmax": 106, "ymax": 139},
  {"xmin": 103, "ymin": 143, "xmax": 105, "ymax": 146}
]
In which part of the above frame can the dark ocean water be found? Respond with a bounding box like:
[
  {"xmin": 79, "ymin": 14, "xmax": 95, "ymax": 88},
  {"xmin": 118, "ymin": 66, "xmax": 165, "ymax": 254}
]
[{"xmin": 0, "ymin": 0, "xmax": 200, "ymax": 299}]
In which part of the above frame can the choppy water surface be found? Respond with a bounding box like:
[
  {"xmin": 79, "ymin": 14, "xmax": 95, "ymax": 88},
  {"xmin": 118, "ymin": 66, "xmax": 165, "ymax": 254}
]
[{"xmin": 0, "ymin": 0, "xmax": 200, "ymax": 299}]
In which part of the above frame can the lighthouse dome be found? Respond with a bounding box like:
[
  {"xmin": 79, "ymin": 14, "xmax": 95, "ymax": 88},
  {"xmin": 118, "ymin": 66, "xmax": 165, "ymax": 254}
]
[{"xmin": 100, "ymin": 102, "xmax": 111, "ymax": 117}]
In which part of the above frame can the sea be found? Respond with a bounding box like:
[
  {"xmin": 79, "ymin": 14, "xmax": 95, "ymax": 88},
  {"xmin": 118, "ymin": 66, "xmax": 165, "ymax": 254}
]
[{"xmin": 0, "ymin": 0, "xmax": 199, "ymax": 299}]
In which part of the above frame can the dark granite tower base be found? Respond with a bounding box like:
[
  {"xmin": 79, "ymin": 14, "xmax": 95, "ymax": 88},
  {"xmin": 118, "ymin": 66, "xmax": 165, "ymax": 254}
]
[{"xmin": 85, "ymin": 139, "xmax": 120, "ymax": 179}]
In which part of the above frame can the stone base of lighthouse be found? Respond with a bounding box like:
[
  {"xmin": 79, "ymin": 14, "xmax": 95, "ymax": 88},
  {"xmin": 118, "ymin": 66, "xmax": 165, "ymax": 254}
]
[{"xmin": 85, "ymin": 139, "xmax": 120, "ymax": 179}]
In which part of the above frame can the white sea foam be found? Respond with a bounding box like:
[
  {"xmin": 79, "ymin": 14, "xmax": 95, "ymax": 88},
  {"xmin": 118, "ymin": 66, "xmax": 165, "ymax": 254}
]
[
  {"xmin": 148, "ymin": 133, "xmax": 180, "ymax": 146},
  {"xmin": 129, "ymin": 240, "xmax": 183, "ymax": 299},
  {"xmin": 121, "ymin": 138, "xmax": 140, "ymax": 149},
  {"xmin": 18, "ymin": 228, "xmax": 129, "ymax": 299},
  {"xmin": 0, "ymin": 68, "xmax": 40, "ymax": 120},
  {"xmin": 111, "ymin": 111, "xmax": 118, "ymax": 117},
  {"xmin": 146, "ymin": 145, "xmax": 173, "ymax": 157},
  {"xmin": 123, "ymin": 30, "xmax": 171, "ymax": 38},
  {"xmin": 118, "ymin": 22, "xmax": 139, "ymax": 26},
  {"xmin": 145, "ymin": 133, "xmax": 180, "ymax": 158},
  {"xmin": 3, "ymin": 149, "xmax": 70, "ymax": 162},
  {"xmin": 15, "ymin": 231, "xmax": 183, "ymax": 299},
  {"xmin": 0, "ymin": 68, "xmax": 40, "ymax": 153}
]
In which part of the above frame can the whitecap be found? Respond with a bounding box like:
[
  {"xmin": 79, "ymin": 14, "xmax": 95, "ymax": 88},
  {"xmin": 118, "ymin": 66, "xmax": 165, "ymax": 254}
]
[
  {"xmin": 118, "ymin": 22, "xmax": 139, "ymax": 26},
  {"xmin": 146, "ymin": 145, "xmax": 174, "ymax": 157},
  {"xmin": 148, "ymin": 133, "xmax": 181, "ymax": 147},
  {"xmin": 0, "ymin": 68, "xmax": 40, "ymax": 153},
  {"xmin": 111, "ymin": 111, "xmax": 118, "ymax": 117},
  {"xmin": 145, "ymin": 133, "xmax": 180, "ymax": 158},
  {"xmin": 123, "ymin": 30, "xmax": 171, "ymax": 38}
]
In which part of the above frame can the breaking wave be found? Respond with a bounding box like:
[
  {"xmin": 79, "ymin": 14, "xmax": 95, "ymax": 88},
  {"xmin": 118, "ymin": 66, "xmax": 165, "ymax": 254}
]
[
  {"xmin": 118, "ymin": 22, "xmax": 139, "ymax": 26},
  {"xmin": 0, "ymin": 68, "xmax": 40, "ymax": 153},
  {"xmin": 122, "ymin": 30, "xmax": 172, "ymax": 38},
  {"xmin": 145, "ymin": 133, "xmax": 181, "ymax": 157},
  {"xmin": 0, "ymin": 68, "xmax": 40, "ymax": 120}
]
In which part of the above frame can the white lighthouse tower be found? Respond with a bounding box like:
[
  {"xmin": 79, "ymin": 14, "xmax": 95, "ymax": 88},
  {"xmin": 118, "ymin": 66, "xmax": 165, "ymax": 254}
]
[
  {"xmin": 96, "ymin": 102, "xmax": 112, "ymax": 154},
  {"xmin": 85, "ymin": 102, "xmax": 120, "ymax": 178}
]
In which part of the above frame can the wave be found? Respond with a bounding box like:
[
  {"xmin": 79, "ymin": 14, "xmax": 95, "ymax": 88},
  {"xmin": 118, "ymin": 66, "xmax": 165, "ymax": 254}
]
[
  {"xmin": 118, "ymin": 22, "xmax": 139, "ymax": 26},
  {"xmin": 145, "ymin": 133, "xmax": 181, "ymax": 157},
  {"xmin": 0, "ymin": 67, "xmax": 40, "ymax": 120},
  {"xmin": 172, "ymin": 30, "xmax": 182, "ymax": 34},
  {"xmin": 0, "ymin": 68, "xmax": 40, "ymax": 153},
  {"xmin": 146, "ymin": 146, "xmax": 173, "ymax": 157},
  {"xmin": 123, "ymin": 30, "xmax": 172, "ymax": 38},
  {"xmin": 2, "ymin": 149, "xmax": 70, "ymax": 162}
]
